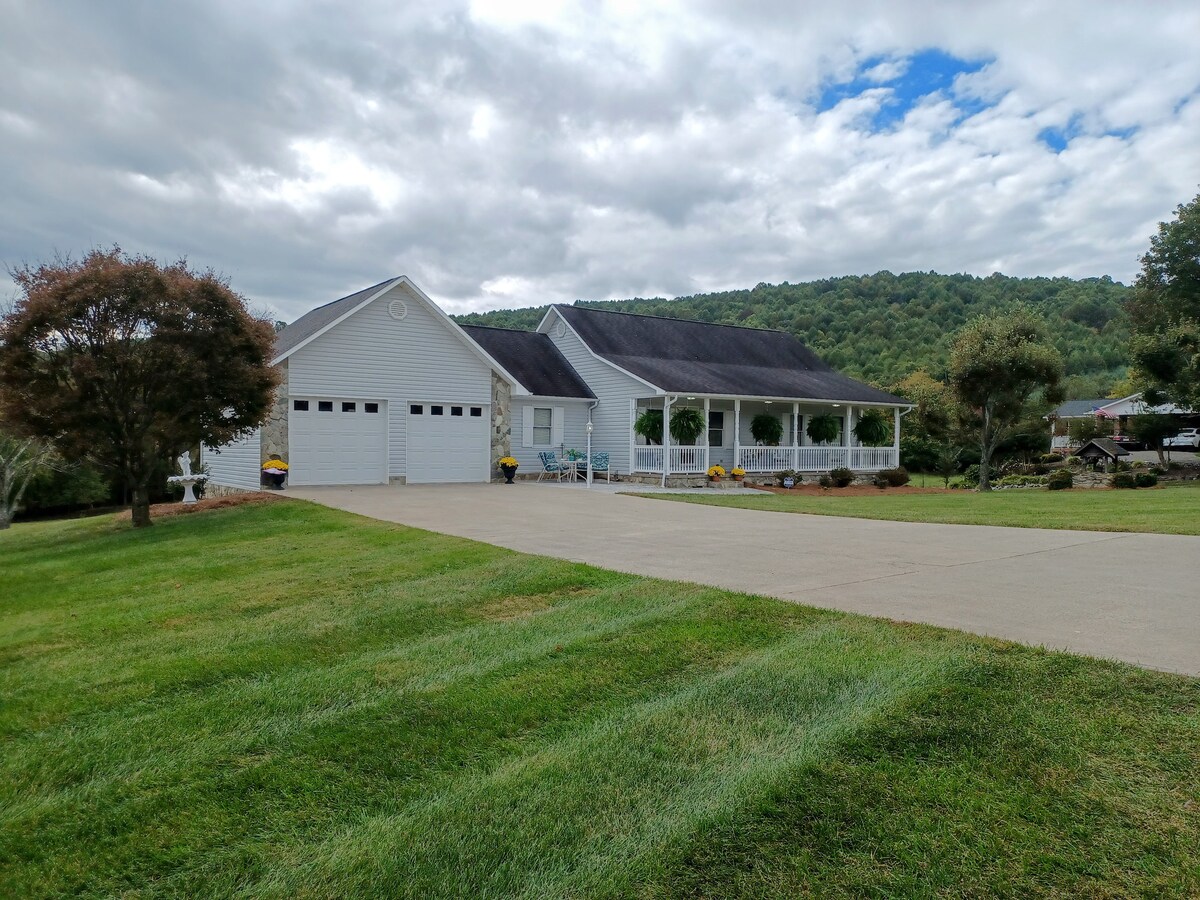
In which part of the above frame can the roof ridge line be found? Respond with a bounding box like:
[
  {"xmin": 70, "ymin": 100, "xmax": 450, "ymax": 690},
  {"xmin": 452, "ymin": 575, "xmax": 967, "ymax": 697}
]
[{"xmin": 557, "ymin": 303, "xmax": 788, "ymax": 335}]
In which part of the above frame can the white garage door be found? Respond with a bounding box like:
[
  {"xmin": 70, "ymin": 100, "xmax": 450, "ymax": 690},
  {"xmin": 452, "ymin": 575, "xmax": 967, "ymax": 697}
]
[
  {"xmin": 407, "ymin": 401, "xmax": 489, "ymax": 483},
  {"xmin": 289, "ymin": 398, "xmax": 387, "ymax": 486}
]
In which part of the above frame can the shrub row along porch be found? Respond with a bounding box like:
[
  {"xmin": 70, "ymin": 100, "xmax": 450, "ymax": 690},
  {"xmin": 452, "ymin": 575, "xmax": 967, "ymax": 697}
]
[{"xmin": 630, "ymin": 396, "xmax": 901, "ymax": 476}]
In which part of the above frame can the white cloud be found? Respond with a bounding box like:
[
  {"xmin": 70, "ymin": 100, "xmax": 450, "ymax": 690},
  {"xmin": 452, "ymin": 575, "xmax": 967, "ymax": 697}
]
[{"xmin": 1, "ymin": 0, "xmax": 1198, "ymax": 320}]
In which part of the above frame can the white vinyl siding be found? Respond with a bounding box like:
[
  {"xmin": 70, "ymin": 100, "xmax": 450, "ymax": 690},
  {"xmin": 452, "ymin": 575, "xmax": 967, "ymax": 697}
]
[
  {"xmin": 201, "ymin": 428, "xmax": 261, "ymax": 490},
  {"xmin": 511, "ymin": 400, "xmax": 588, "ymax": 471},
  {"xmin": 287, "ymin": 282, "xmax": 493, "ymax": 481},
  {"xmin": 545, "ymin": 311, "xmax": 651, "ymax": 475}
]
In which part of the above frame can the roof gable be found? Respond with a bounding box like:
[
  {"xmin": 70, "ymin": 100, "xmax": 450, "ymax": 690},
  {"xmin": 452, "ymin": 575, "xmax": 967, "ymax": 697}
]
[
  {"xmin": 550, "ymin": 304, "xmax": 906, "ymax": 405},
  {"xmin": 271, "ymin": 277, "xmax": 528, "ymax": 393},
  {"xmin": 459, "ymin": 325, "xmax": 594, "ymax": 398}
]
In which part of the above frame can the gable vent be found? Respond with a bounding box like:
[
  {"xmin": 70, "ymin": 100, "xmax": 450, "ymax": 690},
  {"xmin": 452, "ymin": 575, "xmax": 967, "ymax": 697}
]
[{"xmin": 388, "ymin": 299, "xmax": 409, "ymax": 321}]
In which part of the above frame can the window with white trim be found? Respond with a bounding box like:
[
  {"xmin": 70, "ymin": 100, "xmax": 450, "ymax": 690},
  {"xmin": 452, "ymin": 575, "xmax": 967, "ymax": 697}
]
[{"xmin": 532, "ymin": 407, "xmax": 552, "ymax": 446}]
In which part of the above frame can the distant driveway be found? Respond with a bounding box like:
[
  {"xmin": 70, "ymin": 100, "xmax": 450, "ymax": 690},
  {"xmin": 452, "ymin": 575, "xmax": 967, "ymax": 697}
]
[{"xmin": 289, "ymin": 484, "xmax": 1200, "ymax": 676}]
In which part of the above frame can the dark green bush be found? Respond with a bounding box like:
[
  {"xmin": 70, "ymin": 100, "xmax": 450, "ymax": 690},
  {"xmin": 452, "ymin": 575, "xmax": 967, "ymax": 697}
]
[
  {"xmin": 1134, "ymin": 472, "xmax": 1159, "ymax": 488},
  {"xmin": 827, "ymin": 467, "xmax": 855, "ymax": 487},
  {"xmin": 1047, "ymin": 469, "xmax": 1073, "ymax": 490},
  {"xmin": 774, "ymin": 470, "xmax": 800, "ymax": 487},
  {"xmin": 817, "ymin": 473, "xmax": 833, "ymax": 488},
  {"xmin": 1110, "ymin": 472, "xmax": 1138, "ymax": 489},
  {"xmin": 960, "ymin": 464, "xmax": 981, "ymax": 487},
  {"xmin": 877, "ymin": 466, "xmax": 910, "ymax": 487},
  {"xmin": 20, "ymin": 463, "xmax": 112, "ymax": 516}
]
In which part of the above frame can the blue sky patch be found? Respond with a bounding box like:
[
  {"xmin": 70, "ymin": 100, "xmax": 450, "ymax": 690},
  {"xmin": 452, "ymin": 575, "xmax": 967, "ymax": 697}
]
[
  {"xmin": 816, "ymin": 49, "xmax": 991, "ymax": 130},
  {"xmin": 1038, "ymin": 115, "xmax": 1083, "ymax": 152}
]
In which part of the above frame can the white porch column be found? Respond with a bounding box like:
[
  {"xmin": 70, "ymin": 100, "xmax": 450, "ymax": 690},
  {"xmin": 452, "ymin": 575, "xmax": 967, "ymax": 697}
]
[
  {"xmin": 893, "ymin": 407, "xmax": 901, "ymax": 467},
  {"xmin": 703, "ymin": 397, "xmax": 711, "ymax": 474},
  {"xmin": 843, "ymin": 405, "xmax": 854, "ymax": 469},
  {"xmin": 734, "ymin": 399, "xmax": 741, "ymax": 470},
  {"xmin": 629, "ymin": 398, "xmax": 637, "ymax": 474},
  {"xmin": 792, "ymin": 401, "xmax": 800, "ymax": 468},
  {"xmin": 661, "ymin": 396, "xmax": 672, "ymax": 487}
]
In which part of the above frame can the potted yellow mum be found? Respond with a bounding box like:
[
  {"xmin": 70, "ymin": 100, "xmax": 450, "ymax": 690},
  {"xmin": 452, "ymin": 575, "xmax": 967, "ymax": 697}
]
[
  {"xmin": 707, "ymin": 464, "xmax": 725, "ymax": 483},
  {"xmin": 731, "ymin": 466, "xmax": 746, "ymax": 482},
  {"xmin": 261, "ymin": 457, "xmax": 289, "ymax": 489},
  {"xmin": 498, "ymin": 456, "xmax": 519, "ymax": 484}
]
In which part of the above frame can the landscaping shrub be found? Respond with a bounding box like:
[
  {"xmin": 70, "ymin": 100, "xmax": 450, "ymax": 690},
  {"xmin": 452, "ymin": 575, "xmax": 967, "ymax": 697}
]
[
  {"xmin": 877, "ymin": 466, "xmax": 911, "ymax": 487},
  {"xmin": 19, "ymin": 462, "xmax": 112, "ymax": 517},
  {"xmin": 1135, "ymin": 472, "xmax": 1159, "ymax": 488},
  {"xmin": 817, "ymin": 473, "xmax": 833, "ymax": 488},
  {"xmin": 827, "ymin": 467, "xmax": 855, "ymax": 487},
  {"xmin": 995, "ymin": 474, "xmax": 1048, "ymax": 487},
  {"xmin": 1038, "ymin": 453, "xmax": 1061, "ymax": 465},
  {"xmin": 899, "ymin": 435, "xmax": 940, "ymax": 472},
  {"xmin": 960, "ymin": 464, "xmax": 981, "ymax": 488},
  {"xmin": 774, "ymin": 470, "xmax": 800, "ymax": 487},
  {"xmin": 1047, "ymin": 469, "xmax": 1073, "ymax": 490},
  {"xmin": 1110, "ymin": 472, "xmax": 1138, "ymax": 489}
]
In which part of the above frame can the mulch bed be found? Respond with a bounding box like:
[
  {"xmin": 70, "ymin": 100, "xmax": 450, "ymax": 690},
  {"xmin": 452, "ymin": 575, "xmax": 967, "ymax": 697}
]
[
  {"xmin": 746, "ymin": 483, "xmax": 953, "ymax": 496},
  {"xmin": 114, "ymin": 492, "xmax": 286, "ymax": 522}
]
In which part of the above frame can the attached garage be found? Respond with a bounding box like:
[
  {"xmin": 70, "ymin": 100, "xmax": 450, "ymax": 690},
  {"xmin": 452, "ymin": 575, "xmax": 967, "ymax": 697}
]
[
  {"xmin": 406, "ymin": 401, "xmax": 489, "ymax": 483},
  {"xmin": 289, "ymin": 397, "xmax": 387, "ymax": 486}
]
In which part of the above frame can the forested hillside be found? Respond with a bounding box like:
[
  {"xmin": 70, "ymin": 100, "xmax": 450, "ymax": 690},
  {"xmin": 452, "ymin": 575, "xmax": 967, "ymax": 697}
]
[{"xmin": 456, "ymin": 272, "xmax": 1131, "ymax": 397}]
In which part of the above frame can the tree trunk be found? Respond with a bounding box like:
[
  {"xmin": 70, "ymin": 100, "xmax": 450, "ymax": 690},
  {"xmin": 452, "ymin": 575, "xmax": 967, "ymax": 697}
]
[
  {"xmin": 977, "ymin": 405, "xmax": 993, "ymax": 492},
  {"xmin": 130, "ymin": 484, "xmax": 152, "ymax": 527}
]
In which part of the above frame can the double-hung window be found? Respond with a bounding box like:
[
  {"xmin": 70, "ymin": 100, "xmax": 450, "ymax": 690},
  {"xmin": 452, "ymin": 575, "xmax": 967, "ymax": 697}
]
[
  {"xmin": 532, "ymin": 407, "xmax": 553, "ymax": 446},
  {"xmin": 708, "ymin": 411, "xmax": 724, "ymax": 447}
]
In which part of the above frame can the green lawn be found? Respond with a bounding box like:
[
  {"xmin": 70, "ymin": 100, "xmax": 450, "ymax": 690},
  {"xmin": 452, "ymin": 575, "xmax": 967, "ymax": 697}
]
[
  {"xmin": 2, "ymin": 501, "xmax": 1198, "ymax": 898},
  {"xmin": 642, "ymin": 480, "xmax": 1200, "ymax": 535}
]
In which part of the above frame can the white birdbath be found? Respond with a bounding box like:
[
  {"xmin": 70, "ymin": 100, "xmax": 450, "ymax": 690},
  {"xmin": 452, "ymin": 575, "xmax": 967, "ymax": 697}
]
[{"xmin": 167, "ymin": 452, "xmax": 206, "ymax": 504}]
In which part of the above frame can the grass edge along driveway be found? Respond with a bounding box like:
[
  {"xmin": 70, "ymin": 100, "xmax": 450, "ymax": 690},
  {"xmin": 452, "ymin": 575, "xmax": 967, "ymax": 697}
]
[
  {"xmin": 2, "ymin": 500, "xmax": 1198, "ymax": 898},
  {"xmin": 636, "ymin": 480, "xmax": 1200, "ymax": 535}
]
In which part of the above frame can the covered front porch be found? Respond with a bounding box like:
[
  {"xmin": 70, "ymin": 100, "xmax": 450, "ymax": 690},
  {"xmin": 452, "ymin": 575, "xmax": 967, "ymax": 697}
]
[{"xmin": 629, "ymin": 396, "xmax": 902, "ymax": 476}]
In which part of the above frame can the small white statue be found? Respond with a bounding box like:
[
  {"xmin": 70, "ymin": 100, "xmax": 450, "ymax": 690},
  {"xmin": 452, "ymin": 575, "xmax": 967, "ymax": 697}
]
[{"xmin": 177, "ymin": 452, "xmax": 193, "ymax": 477}]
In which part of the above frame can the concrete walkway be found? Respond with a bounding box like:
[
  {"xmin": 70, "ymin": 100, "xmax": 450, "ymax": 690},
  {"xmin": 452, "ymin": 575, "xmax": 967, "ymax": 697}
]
[{"xmin": 288, "ymin": 483, "xmax": 1200, "ymax": 676}]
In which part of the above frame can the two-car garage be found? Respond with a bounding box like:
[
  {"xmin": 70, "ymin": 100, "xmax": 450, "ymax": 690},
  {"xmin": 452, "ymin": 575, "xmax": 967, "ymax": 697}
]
[{"xmin": 287, "ymin": 396, "xmax": 489, "ymax": 486}]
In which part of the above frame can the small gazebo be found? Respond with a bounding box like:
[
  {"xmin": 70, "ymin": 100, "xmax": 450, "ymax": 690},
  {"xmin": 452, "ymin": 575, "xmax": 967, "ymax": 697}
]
[{"xmin": 1074, "ymin": 437, "xmax": 1129, "ymax": 470}]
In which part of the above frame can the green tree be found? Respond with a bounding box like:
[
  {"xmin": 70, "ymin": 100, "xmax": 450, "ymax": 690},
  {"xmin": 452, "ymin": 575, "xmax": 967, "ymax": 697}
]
[
  {"xmin": 1129, "ymin": 193, "xmax": 1200, "ymax": 407},
  {"xmin": 0, "ymin": 249, "xmax": 279, "ymax": 527},
  {"xmin": 948, "ymin": 306, "xmax": 1065, "ymax": 490},
  {"xmin": 0, "ymin": 428, "xmax": 57, "ymax": 529},
  {"xmin": 1129, "ymin": 413, "xmax": 1179, "ymax": 465}
]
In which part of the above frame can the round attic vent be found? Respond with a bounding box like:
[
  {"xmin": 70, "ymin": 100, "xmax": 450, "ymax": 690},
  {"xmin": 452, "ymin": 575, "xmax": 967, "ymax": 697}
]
[
  {"xmin": 388, "ymin": 298, "xmax": 409, "ymax": 321},
  {"xmin": 553, "ymin": 320, "xmax": 566, "ymax": 338}
]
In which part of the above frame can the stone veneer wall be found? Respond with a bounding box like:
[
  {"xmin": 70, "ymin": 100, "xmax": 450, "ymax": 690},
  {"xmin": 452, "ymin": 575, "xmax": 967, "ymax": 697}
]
[
  {"xmin": 260, "ymin": 359, "xmax": 288, "ymax": 464},
  {"xmin": 490, "ymin": 372, "xmax": 512, "ymax": 482}
]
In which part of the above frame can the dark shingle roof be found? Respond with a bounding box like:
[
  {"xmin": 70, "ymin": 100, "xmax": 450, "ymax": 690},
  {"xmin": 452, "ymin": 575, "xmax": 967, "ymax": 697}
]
[
  {"xmin": 461, "ymin": 325, "xmax": 594, "ymax": 399},
  {"xmin": 1052, "ymin": 398, "xmax": 1113, "ymax": 418},
  {"xmin": 1075, "ymin": 437, "xmax": 1129, "ymax": 458},
  {"xmin": 553, "ymin": 305, "xmax": 905, "ymax": 404},
  {"xmin": 274, "ymin": 277, "xmax": 398, "ymax": 359}
]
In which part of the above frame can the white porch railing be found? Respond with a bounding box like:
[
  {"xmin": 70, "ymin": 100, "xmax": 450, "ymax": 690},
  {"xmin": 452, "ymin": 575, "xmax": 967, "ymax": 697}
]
[
  {"xmin": 736, "ymin": 446, "xmax": 898, "ymax": 472},
  {"xmin": 632, "ymin": 445, "xmax": 708, "ymax": 473},
  {"xmin": 670, "ymin": 446, "xmax": 707, "ymax": 473},
  {"xmin": 633, "ymin": 445, "xmax": 663, "ymax": 473}
]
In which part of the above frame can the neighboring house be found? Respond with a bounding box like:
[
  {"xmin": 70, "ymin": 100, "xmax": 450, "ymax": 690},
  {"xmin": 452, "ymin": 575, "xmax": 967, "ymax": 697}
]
[
  {"xmin": 202, "ymin": 277, "xmax": 909, "ymax": 488},
  {"xmin": 1047, "ymin": 394, "xmax": 1195, "ymax": 450}
]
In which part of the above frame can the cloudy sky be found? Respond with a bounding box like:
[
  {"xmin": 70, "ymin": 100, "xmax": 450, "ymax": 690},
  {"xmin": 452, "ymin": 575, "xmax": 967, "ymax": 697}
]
[{"xmin": 2, "ymin": 1, "xmax": 1198, "ymax": 321}]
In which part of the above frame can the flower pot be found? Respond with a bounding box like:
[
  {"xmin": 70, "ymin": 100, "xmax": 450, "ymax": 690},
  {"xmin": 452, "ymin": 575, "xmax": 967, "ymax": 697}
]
[
  {"xmin": 263, "ymin": 472, "xmax": 286, "ymax": 489},
  {"xmin": 732, "ymin": 474, "xmax": 744, "ymax": 482},
  {"xmin": 500, "ymin": 465, "xmax": 517, "ymax": 484},
  {"xmin": 709, "ymin": 475, "xmax": 721, "ymax": 483}
]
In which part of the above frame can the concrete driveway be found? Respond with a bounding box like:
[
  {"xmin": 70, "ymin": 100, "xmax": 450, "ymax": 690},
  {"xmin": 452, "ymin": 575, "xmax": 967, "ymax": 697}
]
[{"xmin": 288, "ymin": 483, "xmax": 1200, "ymax": 676}]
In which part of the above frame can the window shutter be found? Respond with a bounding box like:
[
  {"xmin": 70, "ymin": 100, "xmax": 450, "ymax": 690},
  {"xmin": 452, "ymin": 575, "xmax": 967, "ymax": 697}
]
[
  {"xmin": 551, "ymin": 407, "xmax": 565, "ymax": 446},
  {"xmin": 522, "ymin": 406, "xmax": 534, "ymax": 448}
]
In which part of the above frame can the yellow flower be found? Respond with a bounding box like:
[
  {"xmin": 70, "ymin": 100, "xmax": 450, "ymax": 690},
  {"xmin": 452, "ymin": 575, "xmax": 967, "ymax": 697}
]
[
  {"xmin": 262, "ymin": 459, "xmax": 289, "ymax": 471},
  {"xmin": 707, "ymin": 465, "xmax": 726, "ymax": 477},
  {"xmin": 731, "ymin": 467, "xmax": 745, "ymax": 476},
  {"xmin": 498, "ymin": 457, "xmax": 519, "ymax": 468}
]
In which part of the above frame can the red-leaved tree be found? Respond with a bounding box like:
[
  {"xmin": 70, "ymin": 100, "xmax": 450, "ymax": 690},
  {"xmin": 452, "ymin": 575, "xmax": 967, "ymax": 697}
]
[{"xmin": 0, "ymin": 249, "xmax": 279, "ymax": 526}]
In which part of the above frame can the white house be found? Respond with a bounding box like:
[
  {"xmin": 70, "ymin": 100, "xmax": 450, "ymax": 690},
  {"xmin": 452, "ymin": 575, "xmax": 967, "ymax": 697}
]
[
  {"xmin": 202, "ymin": 276, "xmax": 910, "ymax": 488},
  {"xmin": 1047, "ymin": 393, "xmax": 1195, "ymax": 451}
]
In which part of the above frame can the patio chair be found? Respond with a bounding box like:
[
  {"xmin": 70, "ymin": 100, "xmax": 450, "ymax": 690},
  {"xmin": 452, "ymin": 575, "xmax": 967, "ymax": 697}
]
[
  {"xmin": 537, "ymin": 451, "xmax": 564, "ymax": 482},
  {"xmin": 590, "ymin": 452, "xmax": 610, "ymax": 482}
]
